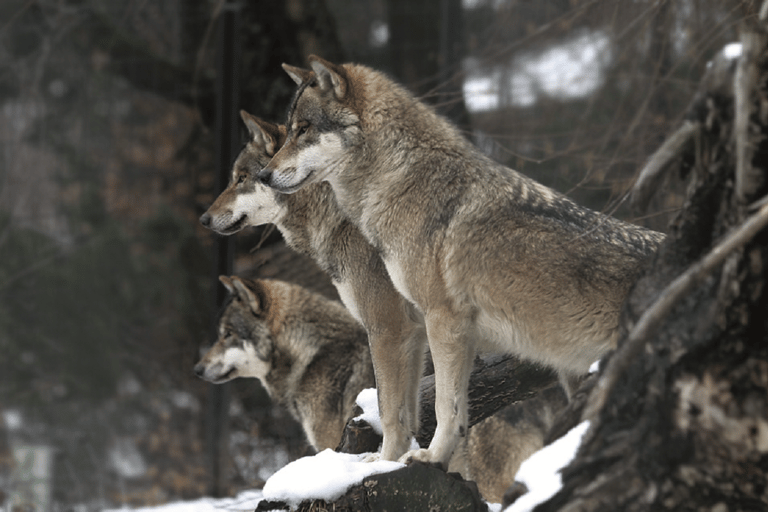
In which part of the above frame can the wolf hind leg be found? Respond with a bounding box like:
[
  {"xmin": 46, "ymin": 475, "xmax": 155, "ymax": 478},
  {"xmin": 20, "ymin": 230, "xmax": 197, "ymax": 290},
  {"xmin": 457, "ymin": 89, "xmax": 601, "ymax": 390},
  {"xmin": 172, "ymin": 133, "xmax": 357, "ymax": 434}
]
[{"xmin": 399, "ymin": 309, "xmax": 475, "ymax": 468}]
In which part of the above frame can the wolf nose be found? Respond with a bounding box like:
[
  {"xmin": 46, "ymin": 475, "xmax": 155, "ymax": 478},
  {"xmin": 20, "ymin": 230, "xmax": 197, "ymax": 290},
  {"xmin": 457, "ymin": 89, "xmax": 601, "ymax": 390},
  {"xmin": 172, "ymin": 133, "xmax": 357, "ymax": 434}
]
[
  {"xmin": 193, "ymin": 363, "xmax": 205, "ymax": 378},
  {"xmin": 199, "ymin": 212, "xmax": 211, "ymax": 227},
  {"xmin": 256, "ymin": 168, "xmax": 272, "ymax": 185}
]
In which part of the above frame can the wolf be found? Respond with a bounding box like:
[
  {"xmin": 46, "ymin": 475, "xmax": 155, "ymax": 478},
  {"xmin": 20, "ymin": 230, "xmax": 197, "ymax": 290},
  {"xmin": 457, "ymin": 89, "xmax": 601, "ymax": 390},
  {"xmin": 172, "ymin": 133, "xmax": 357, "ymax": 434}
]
[
  {"xmin": 257, "ymin": 55, "xmax": 666, "ymax": 467},
  {"xmin": 194, "ymin": 275, "xmax": 375, "ymax": 451},
  {"xmin": 199, "ymin": 113, "xmax": 427, "ymax": 461}
]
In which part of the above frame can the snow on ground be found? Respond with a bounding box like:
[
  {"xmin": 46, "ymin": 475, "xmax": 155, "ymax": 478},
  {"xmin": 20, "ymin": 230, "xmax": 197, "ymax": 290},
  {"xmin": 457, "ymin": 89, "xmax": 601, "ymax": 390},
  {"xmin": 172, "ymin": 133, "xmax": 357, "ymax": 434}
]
[
  {"xmin": 104, "ymin": 490, "xmax": 264, "ymax": 512},
  {"xmin": 263, "ymin": 449, "xmax": 404, "ymax": 508},
  {"xmin": 504, "ymin": 420, "xmax": 591, "ymax": 512}
]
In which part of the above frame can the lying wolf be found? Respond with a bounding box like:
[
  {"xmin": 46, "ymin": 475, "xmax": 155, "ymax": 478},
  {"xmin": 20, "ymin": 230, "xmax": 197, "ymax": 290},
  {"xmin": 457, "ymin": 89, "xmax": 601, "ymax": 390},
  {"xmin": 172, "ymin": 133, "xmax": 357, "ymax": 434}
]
[
  {"xmin": 194, "ymin": 276, "xmax": 375, "ymax": 451},
  {"xmin": 257, "ymin": 55, "xmax": 666, "ymax": 467},
  {"xmin": 200, "ymin": 113, "xmax": 426, "ymax": 461}
]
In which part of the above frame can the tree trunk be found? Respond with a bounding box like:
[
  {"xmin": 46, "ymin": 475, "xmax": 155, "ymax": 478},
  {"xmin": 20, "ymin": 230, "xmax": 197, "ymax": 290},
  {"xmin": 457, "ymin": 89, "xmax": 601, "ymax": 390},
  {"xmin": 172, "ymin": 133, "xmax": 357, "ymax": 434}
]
[
  {"xmin": 530, "ymin": 15, "xmax": 768, "ymax": 512},
  {"xmin": 256, "ymin": 462, "xmax": 489, "ymax": 512}
]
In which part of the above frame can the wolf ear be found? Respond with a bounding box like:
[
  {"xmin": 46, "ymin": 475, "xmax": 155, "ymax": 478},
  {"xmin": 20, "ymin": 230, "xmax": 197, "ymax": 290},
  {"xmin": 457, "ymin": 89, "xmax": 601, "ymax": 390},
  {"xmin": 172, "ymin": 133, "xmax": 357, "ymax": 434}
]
[
  {"xmin": 219, "ymin": 275, "xmax": 236, "ymax": 294},
  {"xmin": 240, "ymin": 110, "xmax": 280, "ymax": 155},
  {"xmin": 231, "ymin": 276, "xmax": 262, "ymax": 314},
  {"xmin": 308, "ymin": 55, "xmax": 347, "ymax": 99},
  {"xmin": 282, "ymin": 63, "xmax": 313, "ymax": 85}
]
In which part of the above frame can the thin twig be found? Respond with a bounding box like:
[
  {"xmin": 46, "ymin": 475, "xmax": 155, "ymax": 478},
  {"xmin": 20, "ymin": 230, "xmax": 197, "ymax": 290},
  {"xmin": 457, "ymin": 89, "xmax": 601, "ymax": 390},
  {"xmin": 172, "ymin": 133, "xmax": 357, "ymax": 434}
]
[
  {"xmin": 630, "ymin": 120, "xmax": 699, "ymax": 211},
  {"xmin": 585, "ymin": 202, "xmax": 768, "ymax": 420}
]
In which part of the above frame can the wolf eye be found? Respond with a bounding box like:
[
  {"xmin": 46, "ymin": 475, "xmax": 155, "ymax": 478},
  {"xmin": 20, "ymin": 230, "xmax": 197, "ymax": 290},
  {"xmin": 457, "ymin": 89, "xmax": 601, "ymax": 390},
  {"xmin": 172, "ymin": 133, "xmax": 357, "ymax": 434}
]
[
  {"xmin": 236, "ymin": 174, "xmax": 246, "ymax": 185},
  {"xmin": 297, "ymin": 124, "xmax": 309, "ymax": 137}
]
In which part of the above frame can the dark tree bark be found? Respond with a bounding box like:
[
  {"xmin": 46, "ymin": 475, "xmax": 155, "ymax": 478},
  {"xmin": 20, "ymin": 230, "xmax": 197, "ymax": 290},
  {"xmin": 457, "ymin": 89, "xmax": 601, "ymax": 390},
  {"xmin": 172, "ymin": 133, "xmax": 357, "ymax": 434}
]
[
  {"xmin": 256, "ymin": 462, "xmax": 489, "ymax": 512},
  {"xmin": 528, "ymin": 14, "xmax": 768, "ymax": 512},
  {"xmin": 336, "ymin": 355, "xmax": 558, "ymax": 454}
]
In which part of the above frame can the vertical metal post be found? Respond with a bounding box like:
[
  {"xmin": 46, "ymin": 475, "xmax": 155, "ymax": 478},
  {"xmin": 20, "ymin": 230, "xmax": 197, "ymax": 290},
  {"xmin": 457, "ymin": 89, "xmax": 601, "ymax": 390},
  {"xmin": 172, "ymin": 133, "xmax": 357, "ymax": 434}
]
[{"xmin": 206, "ymin": 0, "xmax": 241, "ymax": 497}]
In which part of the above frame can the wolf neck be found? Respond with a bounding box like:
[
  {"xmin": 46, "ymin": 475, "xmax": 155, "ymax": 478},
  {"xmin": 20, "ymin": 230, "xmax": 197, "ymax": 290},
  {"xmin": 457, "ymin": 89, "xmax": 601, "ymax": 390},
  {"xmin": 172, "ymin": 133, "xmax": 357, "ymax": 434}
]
[
  {"xmin": 329, "ymin": 64, "xmax": 474, "ymax": 245},
  {"xmin": 273, "ymin": 184, "xmax": 347, "ymax": 273}
]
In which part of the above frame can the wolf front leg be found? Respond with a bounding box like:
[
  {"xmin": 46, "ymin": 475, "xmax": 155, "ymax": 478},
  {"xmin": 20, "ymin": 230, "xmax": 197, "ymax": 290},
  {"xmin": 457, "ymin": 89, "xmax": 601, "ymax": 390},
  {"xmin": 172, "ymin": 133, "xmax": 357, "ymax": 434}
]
[
  {"xmin": 370, "ymin": 322, "xmax": 427, "ymax": 461},
  {"xmin": 400, "ymin": 309, "xmax": 475, "ymax": 468}
]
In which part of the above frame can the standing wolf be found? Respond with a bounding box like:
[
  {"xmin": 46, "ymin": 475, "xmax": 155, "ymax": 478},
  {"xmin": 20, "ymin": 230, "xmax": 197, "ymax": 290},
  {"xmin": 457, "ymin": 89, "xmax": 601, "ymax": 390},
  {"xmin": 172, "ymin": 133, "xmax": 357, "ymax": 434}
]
[
  {"xmin": 199, "ymin": 113, "xmax": 426, "ymax": 461},
  {"xmin": 194, "ymin": 276, "xmax": 375, "ymax": 451},
  {"xmin": 257, "ymin": 55, "xmax": 666, "ymax": 467}
]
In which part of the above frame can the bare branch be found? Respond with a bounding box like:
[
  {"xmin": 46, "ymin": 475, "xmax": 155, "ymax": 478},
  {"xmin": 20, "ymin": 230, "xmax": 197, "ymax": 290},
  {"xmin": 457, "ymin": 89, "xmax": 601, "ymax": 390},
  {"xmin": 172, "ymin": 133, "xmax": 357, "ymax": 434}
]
[
  {"xmin": 734, "ymin": 29, "xmax": 766, "ymax": 202},
  {"xmin": 630, "ymin": 120, "xmax": 699, "ymax": 211}
]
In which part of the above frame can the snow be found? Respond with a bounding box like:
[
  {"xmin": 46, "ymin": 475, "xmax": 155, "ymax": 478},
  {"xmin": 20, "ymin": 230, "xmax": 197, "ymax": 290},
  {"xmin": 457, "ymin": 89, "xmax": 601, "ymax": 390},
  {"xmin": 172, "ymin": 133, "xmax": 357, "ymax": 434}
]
[
  {"xmin": 504, "ymin": 420, "xmax": 591, "ymax": 512},
  {"xmin": 353, "ymin": 388, "xmax": 420, "ymax": 451},
  {"xmin": 104, "ymin": 490, "xmax": 264, "ymax": 512},
  {"xmin": 262, "ymin": 449, "xmax": 404, "ymax": 508},
  {"xmin": 353, "ymin": 388, "xmax": 383, "ymax": 435},
  {"xmin": 724, "ymin": 42, "xmax": 743, "ymax": 60},
  {"xmin": 463, "ymin": 30, "xmax": 612, "ymax": 112}
]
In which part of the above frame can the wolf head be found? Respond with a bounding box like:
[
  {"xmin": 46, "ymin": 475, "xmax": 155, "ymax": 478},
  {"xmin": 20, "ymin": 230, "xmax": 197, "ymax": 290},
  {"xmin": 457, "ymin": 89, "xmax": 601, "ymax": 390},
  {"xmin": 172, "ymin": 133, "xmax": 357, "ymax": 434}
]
[
  {"xmin": 257, "ymin": 56, "xmax": 363, "ymax": 193},
  {"xmin": 194, "ymin": 276, "xmax": 274, "ymax": 384},
  {"xmin": 199, "ymin": 113, "xmax": 287, "ymax": 234}
]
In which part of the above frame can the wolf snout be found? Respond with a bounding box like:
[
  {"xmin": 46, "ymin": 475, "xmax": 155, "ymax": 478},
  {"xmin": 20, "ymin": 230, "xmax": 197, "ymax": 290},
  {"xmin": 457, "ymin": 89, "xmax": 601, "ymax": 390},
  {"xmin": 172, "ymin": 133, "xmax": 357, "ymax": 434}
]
[
  {"xmin": 199, "ymin": 212, "xmax": 212, "ymax": 227},
  {"xmin": 256, "ymin": 167, "xmax": 272, "ymax": 185},
  {"xmin": 193, "ymin": 362, "xmax": 206, "ymax": 378}
]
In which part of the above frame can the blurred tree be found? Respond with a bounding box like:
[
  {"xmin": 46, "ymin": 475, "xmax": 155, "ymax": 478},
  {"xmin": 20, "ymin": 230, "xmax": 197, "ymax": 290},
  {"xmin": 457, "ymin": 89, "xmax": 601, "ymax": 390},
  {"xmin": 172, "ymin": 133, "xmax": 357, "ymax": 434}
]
[{"xmin": 387, "ymin": 0, "xmax": 470, "ymax": 127}]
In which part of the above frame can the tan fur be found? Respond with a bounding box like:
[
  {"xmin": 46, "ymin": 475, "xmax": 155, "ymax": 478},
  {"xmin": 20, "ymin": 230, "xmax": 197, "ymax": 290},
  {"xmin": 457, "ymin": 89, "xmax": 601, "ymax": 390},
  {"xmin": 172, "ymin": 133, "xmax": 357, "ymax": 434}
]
[
  {"xmin": 194, "ymin": 276, "xmax": 375, "ymax": 451},
  {"xmin": 258, "ymin": 56, "xmax": 666, "ymax": 466},
  {"xmin": 200, "ymin": 113, "xmax": 427, "ymax": 461},
  {"xmin": 453, "ymin": 386, "xmax": 568, "ymax": 503}
]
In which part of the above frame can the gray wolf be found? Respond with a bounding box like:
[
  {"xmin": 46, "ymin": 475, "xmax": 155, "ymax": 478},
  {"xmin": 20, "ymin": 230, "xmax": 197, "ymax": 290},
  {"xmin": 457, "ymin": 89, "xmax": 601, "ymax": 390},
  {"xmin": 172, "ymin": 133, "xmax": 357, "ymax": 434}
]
[
  {"xmin": 194, "ymin": 275, "xmax": 375, "ymax": 451},
  {"xmin": 200, "ymin": 116, "xmax": 427, "ymax": 462},
  {"xmin": 257, "ymin": 55, "xmax": 666, "ymax": 467}
]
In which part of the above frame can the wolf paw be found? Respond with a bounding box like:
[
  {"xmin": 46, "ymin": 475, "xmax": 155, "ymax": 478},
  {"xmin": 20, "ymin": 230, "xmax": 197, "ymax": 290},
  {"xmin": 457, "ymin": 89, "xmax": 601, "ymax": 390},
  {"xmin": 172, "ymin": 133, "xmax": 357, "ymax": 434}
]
[
  {"xmin": 397, "ymin": 448, "xmax": 445, "ymax": 471},
  {"xmin": 361, "ymin": 452, "xmax": 381, "ymax": 463}
]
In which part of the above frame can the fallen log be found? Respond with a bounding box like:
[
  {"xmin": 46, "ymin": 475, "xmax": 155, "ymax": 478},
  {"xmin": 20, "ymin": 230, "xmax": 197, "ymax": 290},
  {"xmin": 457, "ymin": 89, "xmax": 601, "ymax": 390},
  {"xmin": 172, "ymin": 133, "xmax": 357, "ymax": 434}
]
[{"xmin": 337, "ymin": 354, "xmax": 559, "ymax": 454}]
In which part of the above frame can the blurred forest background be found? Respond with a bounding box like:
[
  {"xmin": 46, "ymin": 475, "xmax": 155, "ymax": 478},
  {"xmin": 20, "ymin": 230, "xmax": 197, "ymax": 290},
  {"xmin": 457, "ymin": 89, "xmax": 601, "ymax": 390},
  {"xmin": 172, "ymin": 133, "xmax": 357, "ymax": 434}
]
[{"xmin": 0, "ymin": 0, "xmax": 751, "ymax": 510}]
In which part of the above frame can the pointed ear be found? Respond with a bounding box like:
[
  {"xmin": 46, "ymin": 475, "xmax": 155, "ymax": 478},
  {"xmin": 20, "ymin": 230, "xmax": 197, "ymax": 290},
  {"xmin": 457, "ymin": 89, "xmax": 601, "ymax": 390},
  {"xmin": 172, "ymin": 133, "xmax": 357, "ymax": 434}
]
[
  {"xmin": 240, "ymin": 111, "xmax": 282, "ymax": 155},
  {"xmin": 282, "ymin": 63, "xmax": 313, "ymax": 85},
  {"xmin": 308, "ymin": 55, "xmax": 347, "ymax": 99},
  {"xmin": 219, "ymin": 275, "xmax": 236, "ymax": 294},
  {"xmin": 231, "ymin": 276, "xmax": 261, "ymax": 314}
]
